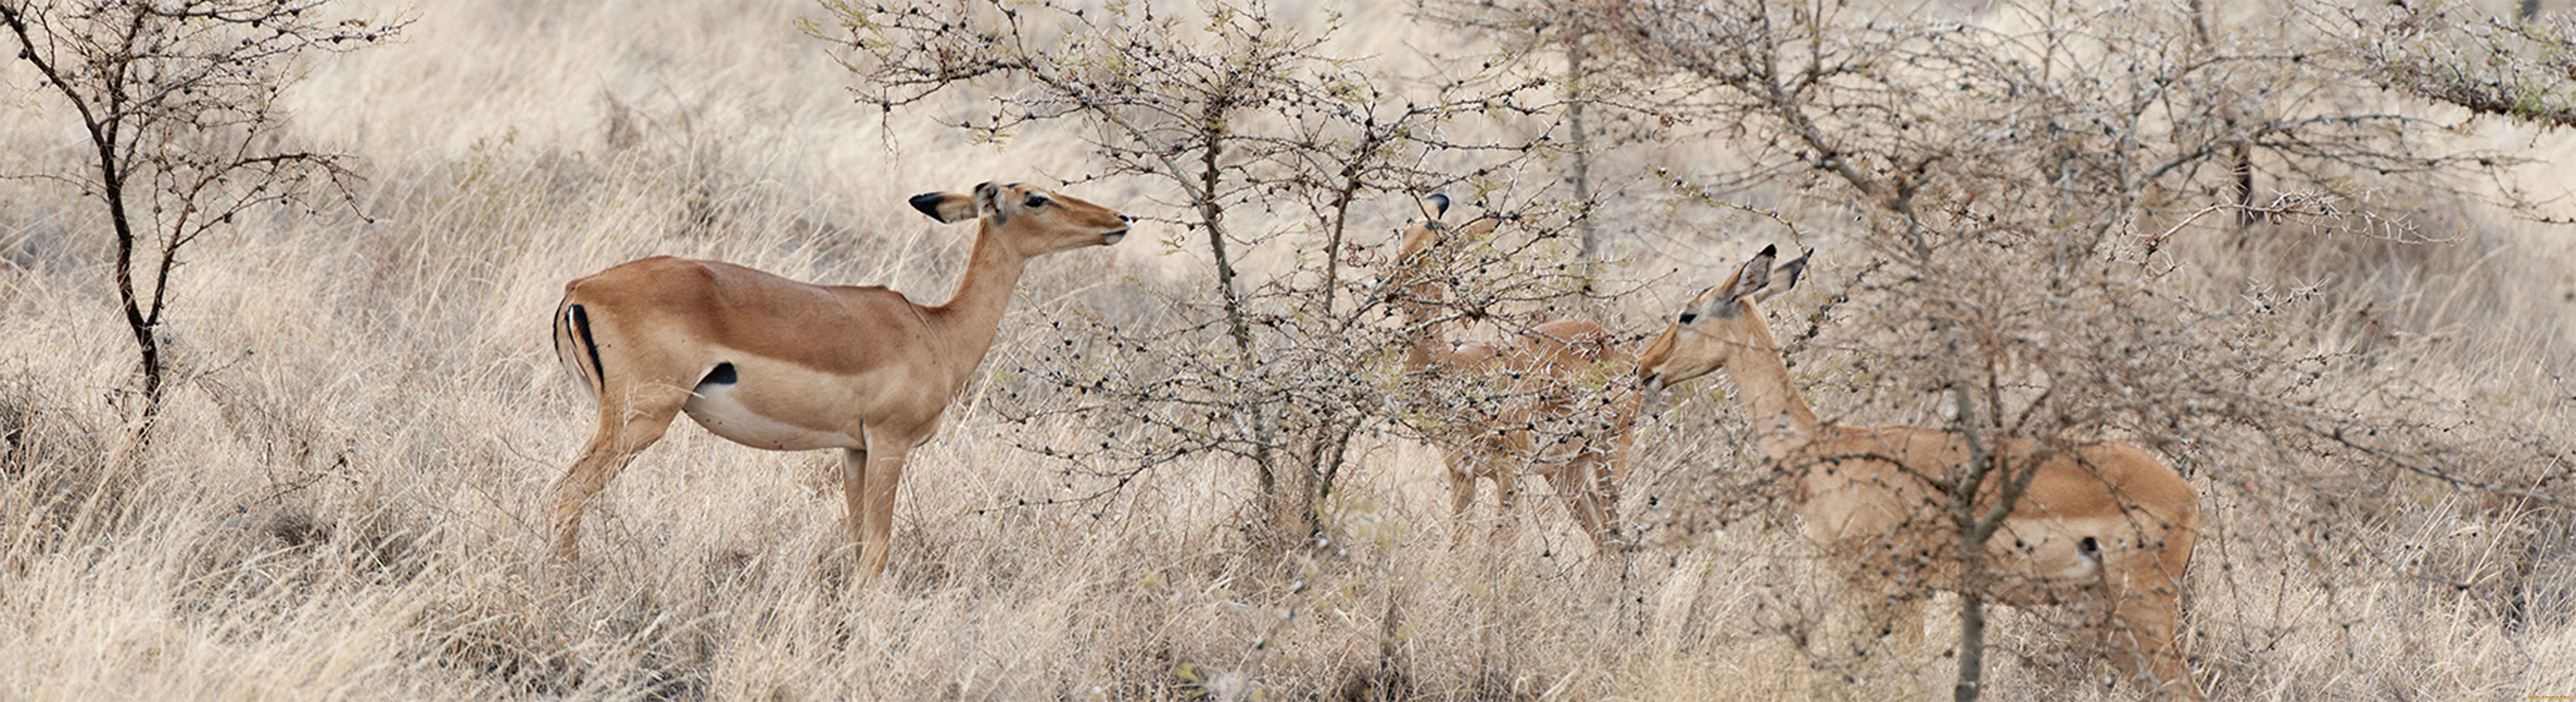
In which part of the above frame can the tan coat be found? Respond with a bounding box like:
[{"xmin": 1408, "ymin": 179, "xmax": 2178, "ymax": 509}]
[
  {"xmin": 1391, "ymin": 202, "xmax": 1639, "ymax": 551},
  {"xmin": 546, "ymin": 182, "xmax": 1131, "ymax": 588},
  {"xmin": 1637, "ymin": 245, "xmax": 2201, "ymax": 700}
]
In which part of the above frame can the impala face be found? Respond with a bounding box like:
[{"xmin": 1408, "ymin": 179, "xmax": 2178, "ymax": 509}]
[
  {"xmin": 1636, "ymin": 244, "xmax": 1807, "ymax": 392},
  {"xmin": 1388, "ymin": 194, "xmax": 1496, "ymax": 318},
  {"xmin": 908, "ymin": 182, "xmax": 1131, "ymax": 253}
]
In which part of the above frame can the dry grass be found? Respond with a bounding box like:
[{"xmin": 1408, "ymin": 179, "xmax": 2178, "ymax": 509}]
[{"xmin": 1, "ymin": 1, "xmax": 2571, "ymax": 700}]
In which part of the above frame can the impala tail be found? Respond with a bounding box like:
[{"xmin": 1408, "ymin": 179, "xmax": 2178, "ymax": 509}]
[{"xmin": 553, "ymin": 290, "xmax": 606, "ymax": 403}]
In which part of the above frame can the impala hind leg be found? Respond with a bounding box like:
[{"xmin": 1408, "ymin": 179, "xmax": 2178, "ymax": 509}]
[{"xmin": 547, "ymin": 389, "xmax": 686, "ymax": 562}]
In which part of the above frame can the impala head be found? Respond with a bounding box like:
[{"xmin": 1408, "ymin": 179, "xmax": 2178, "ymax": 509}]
[
  {"xmin": 1390, "ymin": 193, "xmax": 1498, "ymax": 313},
  {"xmin": 908, "ymin": 182, "xmax": 1131, "ymax": 255},
  {"xmin": 1636, "ymin": 244, "xmax": 1811, "ymax": 391}
]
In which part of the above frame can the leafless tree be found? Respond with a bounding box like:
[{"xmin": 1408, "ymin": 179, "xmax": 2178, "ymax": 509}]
[
  {"xmin": 818, "ymin": 0, "xmax": 2572, "ymax": 696},
  {"xmin": 813, "ymin": 0, "xmax": 1615, "ymax": 545},
  {"xmin": 1414, "ymin": 0, "xmax": 1690, "ymax": 293},
  {"xmin": 1437, "ymin": 0, "xmax": 2566, "ymax": 698},
  {"xmin": 1, "ymin": 0, "xmax": 399, "ymax": 431},
  {"xmin": 2350, "ymin": 2, "xmax": 2576, "ymax": 133}
]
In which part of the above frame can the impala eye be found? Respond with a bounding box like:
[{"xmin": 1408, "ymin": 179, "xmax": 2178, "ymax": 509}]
[
  {"xmin": 1024, "ymin": 195, "xmax": 1050, "ymax": 208},
  {"xmin": 1678, "ymin": 311, "xmax": 1698, "ymax": 324}
]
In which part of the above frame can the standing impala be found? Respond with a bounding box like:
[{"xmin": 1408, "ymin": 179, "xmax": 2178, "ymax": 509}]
[
  {"xmin": 1391, "ymin": 196, "xmax": 1638, "ymax": 551},
  {"xmin": 1636, "ymin": 246, "xmax": 2202, "ymax": 700},
  {"xmin": 547, "ymin": 182, "xmax": 1130, "ymax": 587}
]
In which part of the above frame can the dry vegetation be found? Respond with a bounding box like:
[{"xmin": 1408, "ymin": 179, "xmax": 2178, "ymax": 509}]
[{"xmin": 1, "ymin": 0, "xmax": 2573, "ymax": 700}]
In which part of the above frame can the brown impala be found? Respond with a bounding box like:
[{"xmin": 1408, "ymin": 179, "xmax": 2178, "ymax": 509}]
[
  {"xmin": 547, "ymin": 182, "xmax": 1129, "ymax": 587},
  {"xmin": 1636, "ymin": 245, "xmax": 2201, "ymax": 700},
  {"xmin": 1390, "ymin": 195, "xmax": 1638, "ymax": 551}
]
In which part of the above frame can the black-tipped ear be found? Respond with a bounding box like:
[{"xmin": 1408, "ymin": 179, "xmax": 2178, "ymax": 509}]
[
  {"xmin": 1725, "ymin": 245, "xmax": 1778, "ymax": 301},
  {"xmin": 1428, "ymin": 193, "xmax": 1451, "ymax": 219},
  {"xmin": 1776, "ymin": 247, "xmax": 1811, "ymax": 290},
  {"xmin": 1756, "ymin": 247, "xmax": 1812, "ymax": 302},
  {"xmin": 907, "ymin": 193, "xmax": 944, "ymax": 219},
  {"xmin": 908, "ymin": 191, "xmax": 978, "ymax": 223}
]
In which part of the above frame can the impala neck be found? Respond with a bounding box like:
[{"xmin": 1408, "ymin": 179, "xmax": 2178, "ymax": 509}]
[
  {"xmin": 924, "ymin": 224, "xmax": 1033, "ymax": 390},
  {"xmin": 1406, "ymin": 337, "xmax": 1444, "ymax": 370},
  {"xmin": 1397, "ymin": 271, "xmax": 1450, "ymax": 370},
  {"xmin": 1720, "ymin": 301, "xmax": 1823, "ymax": 461},
  {"xmin": 1404, "ymin": 306, "xmax": 1447, "ymax": 370}
]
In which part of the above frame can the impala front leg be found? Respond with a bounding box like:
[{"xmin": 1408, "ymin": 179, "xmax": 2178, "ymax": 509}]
[
  {"xmin": 839, "ymin": 445, "xmax": 869, "ymax": 567},
  {"xmin": 2106, "ymin": 569, "xmax": 2195, "ymax": 699},
  {"xmin": 1559, "ymin": 458, "xmax": 1622, "ymax": 553},
  {"xmin": 848, "ymin": 426, "xmax": 916, "ymax": 589},
  {"xmin": 1442, "ymin": 448, "xmax": 1479, "ymax": 528},
  {"xmin": 1811, "ymin": 559, "xmax": 1929, "ymax": 698}
]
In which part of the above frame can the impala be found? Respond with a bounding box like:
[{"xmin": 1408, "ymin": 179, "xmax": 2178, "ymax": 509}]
[
  {"xmin": 1635, "ymin": 245, "xmax": 2202, "ymax": 699},
  {"xmin": 547, "ymin": 181, "xmax": 1130, "ymax": 587},
  {"xmin": 1391, "ymin": 196, "xmax": 1639, "ymax": 551}
]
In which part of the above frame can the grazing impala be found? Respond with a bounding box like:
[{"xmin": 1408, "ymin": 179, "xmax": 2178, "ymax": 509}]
[
  {"xmin": 1636, "ymin": 245, "xmax": 2202, "ymax": 699},
  {"xmin": 547, "ymin": 182, "xmax": 1130, "ymax": 587},
  {"xmin": 1391, "ymin": 195, "xmax": 1639, "ymax": 551}
]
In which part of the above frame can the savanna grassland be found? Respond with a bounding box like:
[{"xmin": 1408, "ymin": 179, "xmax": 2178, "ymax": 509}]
[{"xmin": 3, "ymin": 0, "xmax": 2575, "ymax": 700}]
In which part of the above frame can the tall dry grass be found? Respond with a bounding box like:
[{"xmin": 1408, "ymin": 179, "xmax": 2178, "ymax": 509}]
[{"xmin": 0, "ymin": 0, "xmax": 2570, "ymax": 700}]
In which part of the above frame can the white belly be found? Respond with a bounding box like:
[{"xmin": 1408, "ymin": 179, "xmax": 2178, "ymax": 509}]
[
  {"xmin": 1988, "ymin": 515, "xmax": 2129, "ymax": 584},
  {"xmin": 682, "ymin": 376, "xmax": 862, "ymax": 451}
]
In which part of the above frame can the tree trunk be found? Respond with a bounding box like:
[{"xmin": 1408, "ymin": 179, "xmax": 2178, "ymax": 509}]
[
  {"xmin": 1953, "ymin": 588, "xmax": 1987, "ymax": 702},
  {"xmin": 1566, "ymin": 29, "xmax": 1598, "ymax": 294}
]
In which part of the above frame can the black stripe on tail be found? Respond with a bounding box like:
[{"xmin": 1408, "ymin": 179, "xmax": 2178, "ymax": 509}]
[{"xmin": 562, "ymin": 302, "xmax": 607, "ymax": 398}]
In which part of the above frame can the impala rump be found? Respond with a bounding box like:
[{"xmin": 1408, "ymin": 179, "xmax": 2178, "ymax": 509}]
[{"xmin": 553, "ymin": 301, "xmax": 608, "ymax": 401}]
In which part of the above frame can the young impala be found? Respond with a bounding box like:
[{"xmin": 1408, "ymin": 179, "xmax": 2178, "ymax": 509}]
[
  {"xmin": 1391, "ymin": 195, "xmax": 1639, "ymax": 551},
  {"xmin": 547, "ymin": 182, "xmax": 1130, "ymax": 587},
  {"xmin": 1636, "ymin": 246, "xmax": 2202, "ymax": 700}
]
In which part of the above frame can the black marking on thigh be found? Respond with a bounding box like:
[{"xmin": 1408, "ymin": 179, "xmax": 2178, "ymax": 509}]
[
  {"xmin": 701, "ymin": 362, "xmax": 738, "ymax": 386},
  {"xmin": 569, "ymin": 304, "xmax": 606, "ymax": 395}
]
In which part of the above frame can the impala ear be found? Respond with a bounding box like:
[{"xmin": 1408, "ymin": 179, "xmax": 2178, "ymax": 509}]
[
  {"xmin": 971, "ymin": 182, "xmax": 1008, "ymax": 223},
  {"xmin": 909, "ymin": 191, "xmax": 977, "ymax": 223},
  {"xmin": 1755, "ymin": 247, "xmax": 1811, "ymax": 302},
  {"xmin": 1725, "ymin": 244, "xmax": 1778, "ymax": 302},
  {"xmin": 1395, "ymin": 212, "xmax": 1497, "ymax": 266},
  {"xmin": 1427, "ymin": 193, "xmax": 1451, "ymax": 219}
]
